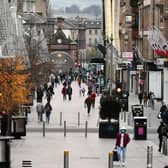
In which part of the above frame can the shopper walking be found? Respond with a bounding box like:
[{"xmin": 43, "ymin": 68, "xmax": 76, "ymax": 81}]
[
  {"xmin": 67, "ymin": 84, "xmax": 73, "ymax": 101},
  {"xmin": 36, "ymin": 102, "xmax": 44, "ymax": 122},
  {"xmin": 36, "ymin": 86, "xmax": 44, "ymax": 103},
  {"xmin": 115, "ymin": 126, "xmax": 130, "ymax": 166},
  {"xmin": 91, "ymin": 92, "xmax": 96, "ymax": 109},
  {"xmin": 148, "ymin": 91, "xmax": 155, "ymax": 109},
  {"xmin": 143, "ymin": 92, "xmax": 148, "ymax": 107},
  {"xmin": 138, "ymin": 92, "xmax": 143, "ymax": 104},
  {"xmin": 84, "ymin": 95, "xmax": 93, "ymax": 116},
  {"xmin": 157, "ymin": 121, "xmax": 167, "ymax": 152},
  {"xmin": 44, "ymin": 102, "xmax": 52, "ymax": 124},
  {"xmin": 61, "ymin": 85, "xmax": 67, "ymax": 100}
]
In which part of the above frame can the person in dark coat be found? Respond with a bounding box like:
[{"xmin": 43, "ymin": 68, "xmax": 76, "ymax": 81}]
[
  {"xmin": 84, "ymin": 95, "xmax": 93, "ymax": 115},
  {"xmin": 44, "ymin": 102, "xmax": 52, "ymax": 124},
  {"xmin": 157, "ymin": 121, "xmax": 167, "ymax": 152},
  {"xmin": 36, "ymin": 86, "xmax": 44, "ymax": 102},
  {"xmin": 67, "ymin": 84, "xmax": 72, "ymax": 101},
  {"xmin": 138, "ymin": 92, "xmax": 143, "ymax": 104}
]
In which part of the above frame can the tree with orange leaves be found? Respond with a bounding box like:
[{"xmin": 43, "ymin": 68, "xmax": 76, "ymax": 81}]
[{"xmin": 0, "ymin": 56, "xmax": 31, "ymax": 115}]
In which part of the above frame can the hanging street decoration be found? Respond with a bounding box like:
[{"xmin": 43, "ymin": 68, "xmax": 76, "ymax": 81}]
[{"xmin": 148, "ymin": 26, "xmax": 168, "ymax": 57}]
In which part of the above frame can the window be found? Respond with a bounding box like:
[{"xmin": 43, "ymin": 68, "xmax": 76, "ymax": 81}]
[
  {"xmin": 89, "ymin": 38, "xmax": 92, "ymax": 45},
  {"xmin": 95, "ymin": 38, "xmax": 98, "ymax": 45},
  {"xmin": 164, "ymin": 1, "xmax": 168, "ymax": 16},
  {"xmin": 95, "ymin": 29, "xmax": 98, "ymax": 35},
  {"xmin": 89, "ymin": 30, "xmax": 92, "ymax": 35}
]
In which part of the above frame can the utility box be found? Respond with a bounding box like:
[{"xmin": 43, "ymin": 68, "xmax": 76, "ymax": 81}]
[
  {"xmin": 134, "ymin": 117, "xmax": 147, "ymax": 140},
  {"xmin": 99, "ymin": 121, "xmax": 119, "ymax": 138},
  {"xmin": 132, "ymin": 104, "xmax": 143, "ymax": 117},
  {"xmin": 12, "ymin": 116, "xmax": 26, "ymax": 139},
  {"xmin": 0, "ymin": 137, "xmax": 13, "ymax": 168}
]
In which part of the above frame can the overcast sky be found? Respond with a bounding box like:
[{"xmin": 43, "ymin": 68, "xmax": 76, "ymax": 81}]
[{"xmin": 50, "ymin": 0, "xmax": 102, "ymax": 9}]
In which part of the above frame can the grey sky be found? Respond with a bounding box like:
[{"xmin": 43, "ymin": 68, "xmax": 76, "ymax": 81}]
[{"xmin": 50, "ymin": 0, "xmax": 102, "ymax": 9}]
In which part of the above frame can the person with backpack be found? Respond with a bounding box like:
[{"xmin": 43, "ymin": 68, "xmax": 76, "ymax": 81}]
[
  {"xmin": 157, "ymin": 121, "xmax": 167, "ymax": 152},
  {"xmin": 44, "ymin": 102, "xmax": 52, "ymax": 124}
]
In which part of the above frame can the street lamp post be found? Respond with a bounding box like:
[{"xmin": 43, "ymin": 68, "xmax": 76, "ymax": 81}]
[{"xmin": 109, "ymin": 36, "xmax": 113, "ymax": 96}]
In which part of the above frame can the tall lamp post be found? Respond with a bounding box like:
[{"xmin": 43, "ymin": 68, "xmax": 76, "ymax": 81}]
[{"xmin": 109, "ymin": 36, "xmax": 113, "ymax": 96}]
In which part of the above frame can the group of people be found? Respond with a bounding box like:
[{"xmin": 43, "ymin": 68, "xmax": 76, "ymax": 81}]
[
  {"xmin": 61, "ymin": 81, "xmax": 73, "ymax": 101},
  {"xmin": 138, "ymin": 91, "xmax": 155, "ymax": 109},
  {"xmin": 36, "ymin": 80, "xmax": 55, "ymax": 124}
]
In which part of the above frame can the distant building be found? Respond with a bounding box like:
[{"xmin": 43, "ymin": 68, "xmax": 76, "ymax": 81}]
[{"xmin": 47, "ymin": 17, "xmax": 78, "ymax": 72}]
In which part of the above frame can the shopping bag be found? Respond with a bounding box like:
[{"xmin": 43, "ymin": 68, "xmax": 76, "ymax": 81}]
[{"xmin": 113, "ymin": 149, "xmax": 119, "ymax": 161}]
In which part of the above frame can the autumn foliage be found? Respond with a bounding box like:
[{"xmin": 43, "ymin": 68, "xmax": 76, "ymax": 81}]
[{"xmin": 0, "ymin": 56, "xmax": 31, "ymax": 114}]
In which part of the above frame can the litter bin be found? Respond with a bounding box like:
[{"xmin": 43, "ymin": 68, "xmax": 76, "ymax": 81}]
[
  {"xmin": 132, "ymin": 104, "xmax": 143, "ymax": 117},
  {"xmin": 12, "ymin": 116, "xmax": 26, "ymax": 139},
  {"xmin": 99, "ymin": 121, "xmax": 119, "ymax": 138},
  {"xmin": 0, "ymin": 136, "xmax": 13, "ymax": 168},
  {"xmin": 134, "ymin": 117, "xmax": 147, "ymax": 140}
]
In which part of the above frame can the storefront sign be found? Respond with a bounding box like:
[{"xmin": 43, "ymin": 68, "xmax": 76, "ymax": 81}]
[{"xmin": 137, "ymin": 65, "xmax": 143, "ymax": 70}]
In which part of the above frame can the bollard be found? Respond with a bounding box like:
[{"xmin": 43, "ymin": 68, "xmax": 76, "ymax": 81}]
[
  {"xmin": 64, "ymin": 150, "xmax": 69, "ymax": 168},
  {"xmin": 64, "ymin": 121, "xmax": 66, "ymax": 137},
  {"xmin": 120, "ymin": 110, "xmax": 123, "ymax": 120},
  {"xmin": 60, "ymin": 112, "xmax": 62, "ymax": 126},
  {"xmin": 43, "ymin": 121, "xmax": 45, "ymax": 137},
  {"xmin": 127, "ymin": 112, "xmax": 131, "ymax": 126},
  {"xmin": 162, "ymin": 136, "xmax": 168, "ymax": 155},
  {"xmin": 149, "ymin": 113, "xmax": 151, "ymax": 127},
  {"xmin": 85, "ymin": 121, "xmax": 88, "ymax": 138},
  {"xmin": 78, "ymin": 112, "xmax": 80, "ymax": 127},
  {"xmin": 108, "ymin": 152, "xmax": 113, "ymax": 168},
  {"xmin": 147, "ymin": 146, "xmax": 153, "ymax": 168},
  {"xmin": 124, "ymin": 110, "xmax": 126, "ymax": 123}
]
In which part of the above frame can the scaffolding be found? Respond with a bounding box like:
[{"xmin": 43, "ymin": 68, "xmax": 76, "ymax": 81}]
[
  {"xmin": 0, "ymin": 0, "xmax": 30, "ymax": 66},
  {"xmin": 0, "ymin": 0, "xmax": 16, "ymax": 57}
]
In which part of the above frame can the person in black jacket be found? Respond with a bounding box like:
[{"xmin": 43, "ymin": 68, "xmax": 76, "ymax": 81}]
[
  {"xmin": 36, "ymin": 86, "xmax": 44, "ymax": 102},
  {"xmin": 157, "ymin": 121, "xmax": 167, "ymax": 152},
  {"xmin": 84, "ymin": 95, "xmax": 93, "ymax": 115},
  {"xmin": 67, "ymin": 84, "xmax": 72, "ymax": 101},
  {"xmin": 44, "ymin": 102, "xmax": 52, "ymax": 124}
]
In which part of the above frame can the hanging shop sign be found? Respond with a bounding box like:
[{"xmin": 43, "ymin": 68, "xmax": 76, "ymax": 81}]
[{"xmin": 148, "ymin": 26, "xmax": 168, "ymax": 57}]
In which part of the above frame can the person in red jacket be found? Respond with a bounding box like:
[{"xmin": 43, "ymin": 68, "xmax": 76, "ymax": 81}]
[
  {"xmin": 91, "ymin": 92, "xmax": 96, "ymax": 108},
  {"xmin": 115, "ymin": 126, "xmax": 130, "ymax": 166}
]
